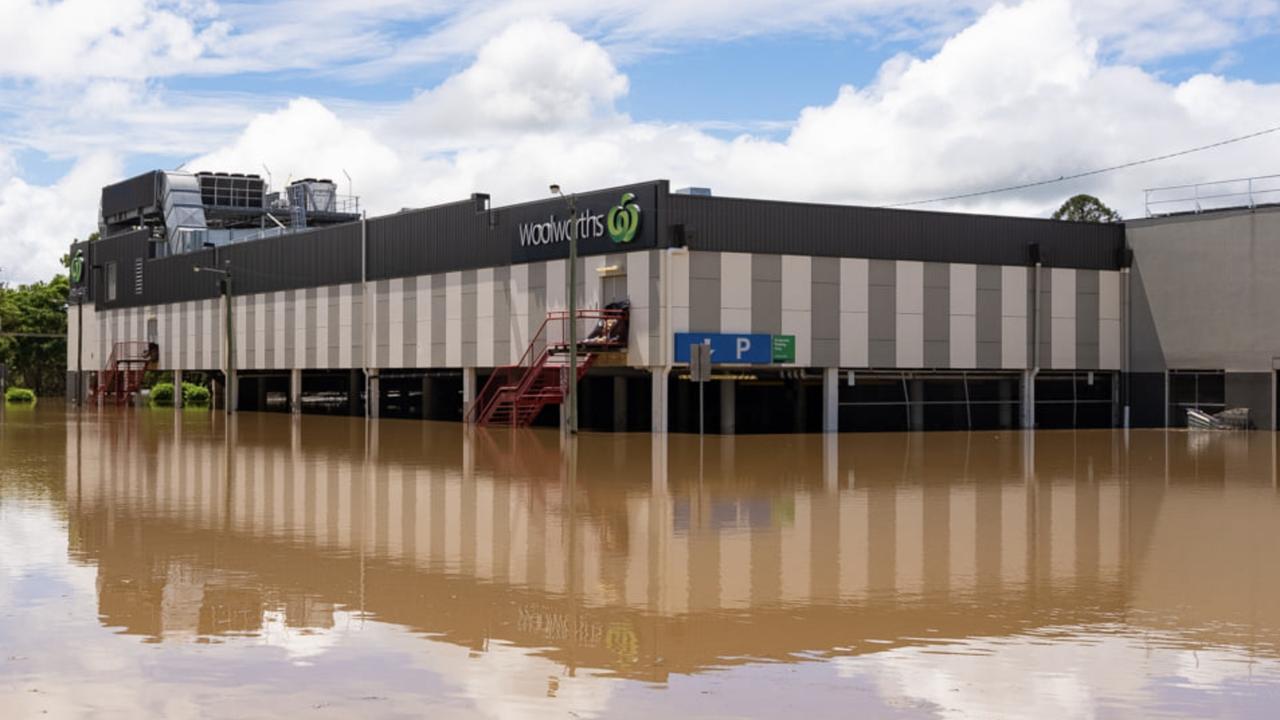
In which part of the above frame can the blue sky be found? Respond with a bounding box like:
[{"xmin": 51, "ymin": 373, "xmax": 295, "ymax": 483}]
[{"xmin": 2, "ymin": 0, "xmax": 1280, "ymax": 282}]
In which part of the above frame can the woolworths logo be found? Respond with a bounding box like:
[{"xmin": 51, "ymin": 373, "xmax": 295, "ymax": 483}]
[
  {"xmin": 517, "ymin": 191, "xmax": 643, "ymax": 248},
  {"xmin": 606, "ymin": 193, "xmax": 641, "ymax": 244},
  {"xmin": 70, "ymin": 250, "xmax": 85, "ymax": 283}
]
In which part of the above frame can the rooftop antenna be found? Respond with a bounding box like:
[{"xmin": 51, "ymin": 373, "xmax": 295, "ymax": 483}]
[{"xmin": 342, "ymin": 169, "xmax": 353, "ymax": 211}]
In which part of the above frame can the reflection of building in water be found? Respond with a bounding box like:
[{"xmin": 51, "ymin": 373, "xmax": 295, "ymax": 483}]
[{"xmin": 64, "ymin": 414, "xmax": 1280, "ymax": 678}]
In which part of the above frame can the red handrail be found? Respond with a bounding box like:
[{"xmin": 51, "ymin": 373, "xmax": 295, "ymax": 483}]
[{"xmin": 468, "ymin": 309, "xmax": 627, "ymax": 426}]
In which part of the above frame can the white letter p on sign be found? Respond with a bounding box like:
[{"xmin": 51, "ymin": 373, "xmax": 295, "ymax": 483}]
[{"xmin": 736, "ymin": 337, "xmax": 751, "ymax": 360}]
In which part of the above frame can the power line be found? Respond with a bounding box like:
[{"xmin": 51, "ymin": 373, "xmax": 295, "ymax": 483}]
[{"xmin": 881, "ymin": 123, "xmax": 1280, "ymax": 208}]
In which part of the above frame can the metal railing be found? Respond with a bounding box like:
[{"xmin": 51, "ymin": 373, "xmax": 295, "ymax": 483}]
[{"xmin": 1145, "ymin": 174, "xmax": 1280, "ymax": 217}]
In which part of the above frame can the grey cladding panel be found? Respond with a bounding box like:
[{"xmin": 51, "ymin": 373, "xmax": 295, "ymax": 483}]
[
  {"xmin": 403, "ymin": 277, "xmax": 417, "ymax": 368},
  {"xmin": 812, "ymin": 257, "xmax": 840, "ymax": 367},
  {"xmin": 1076, "ymin": 269, "xmax": 1100, "ymax": 369},
  {"xmin": 376, "ymin": 280, "xmax": 390, "ymax": 368},
  {"xmin": 689, "ymin": 252, "xmax": 720, "ymax": 333},
  {"xmin": 976, "ymin": 265, "xmax": 1001, "ymax": 369},
  {"xmin": 493, "ymin": 267, "xmax": 511, "ymax": 366},
  {"xmin": 868, "ymin": 259, "xmax": 895, "ymax": 367},
  {"xmin": 431, "ymin": 275, "xmax": 447, "ymax": 367},
  {"xmin": 461, "ymin": 270, "xmax": 477, "ymax": 366},
  {"xmin": 751, "ymin": 254, "xmax": 782, "ymax": 335}
]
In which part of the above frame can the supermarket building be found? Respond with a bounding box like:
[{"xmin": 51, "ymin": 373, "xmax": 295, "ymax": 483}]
[{"xmin": 65, "ymin": 170, "xmax": 1274, "ymax": 433}]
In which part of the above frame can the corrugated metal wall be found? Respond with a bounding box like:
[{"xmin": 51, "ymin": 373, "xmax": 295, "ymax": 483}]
[
  {"xmin": 87, "ymin": 181, "xmax": 1124, "ymax": 311},
  {"xmin": 668, "ymin": 194, "xmax": 1124, "ymax": 270},
  {"xmin": 221, "ymin": 222, "xmax": 362, "ymax": 293},
  {"xmin": 367, "ymin": 200, "xmax": 506, "ymax": 280}
]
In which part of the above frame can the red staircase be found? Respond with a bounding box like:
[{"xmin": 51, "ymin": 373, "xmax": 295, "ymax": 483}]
[
  {"xmin": 468, "ymin": 309, "xmax": 627, "ymax": 427},
  {"xmin": 92, "ymin": 342, "xmax": 158, "ymax": 406}
]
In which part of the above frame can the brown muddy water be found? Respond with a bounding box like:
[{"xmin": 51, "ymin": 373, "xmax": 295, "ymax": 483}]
[{"xmin": 3, "ymin": 403, "xmax": 1280, "ymax": 719}]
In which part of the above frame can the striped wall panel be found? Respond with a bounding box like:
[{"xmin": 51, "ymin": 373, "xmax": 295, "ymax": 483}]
[{"xmin": 85, "ymin": 251, "xmax": 1123, "ymax": 373}]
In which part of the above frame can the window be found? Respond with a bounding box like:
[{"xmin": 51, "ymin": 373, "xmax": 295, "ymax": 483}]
[{"xmin": 105, "ymin": 262, "xmax": 117, "ymax": 301}]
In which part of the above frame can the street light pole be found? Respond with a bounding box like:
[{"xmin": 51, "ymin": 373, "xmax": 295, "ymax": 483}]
[
  {"xmin": 551, "ymin": 185, "xmax": 579, "ymax": 434},
  {"xmin": 194, "ymin": 260, "xmax": 233, "ymax": 415}
]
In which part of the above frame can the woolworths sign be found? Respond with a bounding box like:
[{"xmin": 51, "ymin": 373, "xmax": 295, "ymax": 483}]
[{"xmin": 517, "ymin": 193, "xmax": 643, "ymax": 248}]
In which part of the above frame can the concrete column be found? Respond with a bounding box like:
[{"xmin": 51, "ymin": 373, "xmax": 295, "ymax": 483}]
[
  {"xmin": 998, "ymin": 375, "xmax": 1014, "ymax": 428},
  {"xmin": 793, "ymin": 377, "xmax": 807, "ymax": 432},
  {"xmin": 651, "ymin": 367, "xmax": 669, "ymax": 433},
  {"xmin": 613, "ymin": 376, "xmax": 628, "ymax": 432},
  {"xmin": 368, "ymin": 371, "xmax": 381, "ymax": 419},
  {"xmin": 462, "ymin": 367, "xmax": 476, "ymax": 420},
  {"xmin": 823, "ymin": 368, "xmax": 839, "ymax": 433},
  {"xmin": 910, "ymin": 379, "xmax": 924, "ymax": 431},
  {"xmin": 289, "ymin": 368, "xmax": 302, "ymax": 414},
  {"xmin": 720, "ymin": 379, "xmax": 736, "ymax": 435},
  {"xmin": 1021, "ymin": 370, "xmax": 1036, "ymax": 429},
  {"xmin": 173, "ymin": 369, "xmax": 184, "ymax": 409},
  {"xmin": 823, "ymin": 431, "xmax": 839, "ymax": 491},
  {"xmin": 421, "ymin": 375, "xmax": 432, "ymax": 420},
  {"xmin": 347, "ymin": 370, "xmax": 361, "ymax": 416},
  {"xmin": 229, "ymin": 370, "xmax": 239, "ymax": 412},
  {"xmin": 651, "ymin": 430, "xmax": 668, "ymax": 493}
]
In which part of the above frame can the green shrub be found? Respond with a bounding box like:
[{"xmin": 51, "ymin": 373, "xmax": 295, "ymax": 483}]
[
  {"xmin": 150, "ymin": 382, "xmax": 175, "ymax": 406},
  {"xmin": 182, "ymin": 382, "xmax": 211, "ymax": 407},
  {"xmin": 5, "ymin": 387, "xmax": 36, "ymax": 404}
]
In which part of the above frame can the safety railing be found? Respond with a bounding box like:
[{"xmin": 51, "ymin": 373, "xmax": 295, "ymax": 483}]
[{"xmin": 1145, "ymin": 174, "xmax": 1280, "ymax": 217}]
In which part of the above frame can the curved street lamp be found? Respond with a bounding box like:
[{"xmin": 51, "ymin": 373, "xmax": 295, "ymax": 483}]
[{"xmin": 550, "ymin": 184, "xmax": 579, "ymax": 434}]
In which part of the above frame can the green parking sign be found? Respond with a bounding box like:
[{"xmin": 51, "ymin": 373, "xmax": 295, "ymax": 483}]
[{"xmin": 771, "ymin": 335, "xmax": 795, "ymax": 363}]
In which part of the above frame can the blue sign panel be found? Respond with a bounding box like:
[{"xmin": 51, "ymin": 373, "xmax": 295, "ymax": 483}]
[{"xmin": 674, "ymin": 332, "xmax": 773, "ymax": 364}]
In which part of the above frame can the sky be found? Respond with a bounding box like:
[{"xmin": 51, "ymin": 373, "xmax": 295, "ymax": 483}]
[{"xmin": 1, "ymin": 0, "xmax": 1279, "ymax": 283}]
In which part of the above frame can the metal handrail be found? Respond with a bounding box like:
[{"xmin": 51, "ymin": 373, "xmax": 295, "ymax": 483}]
[
  {"xmin": 1145, "ymin": 174, "xmax": 1280, "ymax": 216},
  {"xmin": 467, "ymin": 309, "xmax": 628, "ymax": 424}
]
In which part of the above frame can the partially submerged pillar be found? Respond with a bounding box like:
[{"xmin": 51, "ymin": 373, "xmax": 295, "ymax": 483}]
[
  {"xmin": 823, "ymin": 368, "xmax": 839, "ymax": 433},
  {"xmin": 613, "ymin": 376, "xmax": 629, "ymax": 432},
  {"xmin": 289, "ymin": 368, "xmax": 302, "ymax": 414},
  {"xmin": 720, "ymin": 379, "xmax": 736, "ymax": 435},
  {"xmin": 462, "ymin": 367, "xmax": 476, "ymax": 420},
  {"xmin": 347, "ymin": 369, "xmax": 361, "ymax": 416},
  {"xmin": 1021, "ymin": 370, "xmax": 1036, "ymax": 429},
  {"xmin": 650, "ymin": 367, "xmax": 668, "ymax": 433}
]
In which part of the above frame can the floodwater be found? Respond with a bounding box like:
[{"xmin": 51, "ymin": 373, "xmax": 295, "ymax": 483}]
[{"xmin": 4, "ymin": 405, "xmax": 1280, "ymax": 719}]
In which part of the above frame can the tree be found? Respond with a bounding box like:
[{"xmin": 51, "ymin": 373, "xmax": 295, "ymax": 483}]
[
  {"xmin": 1052, "ymin": 194, "xmax": 1122, "ymax": 223},
  {"xmin": 0, "ymin": 274, "xmax": 69, "ymax": 396}
]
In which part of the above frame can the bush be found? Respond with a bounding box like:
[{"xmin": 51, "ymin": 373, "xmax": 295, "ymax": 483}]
[
  {"xmin": 150, "ymin": 382, "xmax": 175, "ymax": 406},
  {"xmin": 150, "ymin": 381, "xmax": 211, "ymax": 408},
  {"xmin": 4, "ymin": 387, "xmax": 36, "ymax": 404},
  {"xmin": 182, "ymin": 382, "xmax": 210, "ymax": 407}
]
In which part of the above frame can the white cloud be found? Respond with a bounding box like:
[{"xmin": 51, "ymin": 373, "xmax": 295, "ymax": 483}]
[
  {"xmin": 0, "ymin": 0, "xmax": 223, "ymax": 81},
  {"xmin": 837, "ymin": 629, "xmax": 1280, "ymax": 720},
  {"xmin": 2, "ymin": 0, "xmax": 1276, "ymax": 85},
  {"xmin": 197, "ymin": 1, "xmax": 1280, "ymax": 219},
  {"xmin": 0, "ymin": 151, "xmax": 119, "ymax": 284},
  {"xmin": 243, "ymin": 0, "xmax": 1280, "ymax": 77},
  {"xmin": 393, "ymin": 18, "xmax": 629, "ymax": 143},
  {"xmin": 5, "ymin": 0, "xmax": 1280, "ymax": 282}
]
